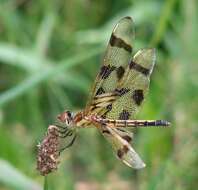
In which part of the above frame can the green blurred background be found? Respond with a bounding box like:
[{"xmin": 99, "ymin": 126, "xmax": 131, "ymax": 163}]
[{"xmin": 0, "ymin": 0, "xmax": 197, "ymax": 190}]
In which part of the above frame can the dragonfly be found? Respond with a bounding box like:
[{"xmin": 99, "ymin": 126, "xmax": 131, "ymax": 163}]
[{"xmin": 56, "ymin": 16, "xmax": 170, "ymax": 169}]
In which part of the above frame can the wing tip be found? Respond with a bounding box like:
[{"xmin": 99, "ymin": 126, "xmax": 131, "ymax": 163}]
[
  {"xmin": 136, "ymin": 48, "xmax": 156, "ymax": 56},
  {"xmin": 122, "ymin": 16, "xmax": 133, "ymax": 21},
  {"xmin": 134, "ymin": 162, "xmax": 146, "ymax": 169},
  {"xmin": 123, "ymin": 160, "xmax": 146, "ymax": 169},
  {"xmin": 117, "ymin": 16, "xmax": 134, "ymax": 25},
  {"xmin": 113, "ymin": 16, "xmax": 134, "ymax": 35}
]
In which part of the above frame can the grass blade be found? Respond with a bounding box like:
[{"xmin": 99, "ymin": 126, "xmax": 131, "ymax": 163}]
[
  {"xmin": 0, "ymin": 159, "xmax": 41, "ymax": 190},
  {"xmin": 0, "ymin": 46, "xmax": 102, "ymax": 107}
]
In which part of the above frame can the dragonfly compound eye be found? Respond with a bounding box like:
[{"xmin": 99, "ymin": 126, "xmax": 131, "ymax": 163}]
[{"xmin": 57, "ymin": 111, "xmax": 73, "ymax": 126}]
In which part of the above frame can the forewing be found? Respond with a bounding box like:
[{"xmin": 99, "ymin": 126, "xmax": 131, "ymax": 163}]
[
  {"xmin": 100, "ymin": 124, "xmax": 145, "ymax": 169},
  {"xmin": 105, "ymin": 48, "xmax": 156, "ymax": 119},
  {"xmin": 85, "ymin": 17, "xmax": 134, "ymax": 114}
]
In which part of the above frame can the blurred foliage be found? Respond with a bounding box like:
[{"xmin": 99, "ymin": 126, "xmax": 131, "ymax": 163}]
[{"xmin": 0, "ymin": 0, "xmax": 197, "ymax": 190}]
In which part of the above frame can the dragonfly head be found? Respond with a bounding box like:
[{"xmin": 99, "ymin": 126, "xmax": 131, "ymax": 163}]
[{"xmin": 57, "ymin": 111, "xmax": 74, "ymax": 128}]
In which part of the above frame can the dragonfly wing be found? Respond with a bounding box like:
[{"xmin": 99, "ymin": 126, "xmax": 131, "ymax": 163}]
[
  {"xmin": 85, "ymin": 17, "xmax": 135, "ymax": 115},
  {"xmin": 115, "ymin": 128, "xmax": 134, "ymax": 143},
  {"xmin": 105, "ymin": 48, "xmax": 156, "ymax": 119},
  {"xmin": 100, "ymin": 124, "xmax": 145, "ymax": 169}
]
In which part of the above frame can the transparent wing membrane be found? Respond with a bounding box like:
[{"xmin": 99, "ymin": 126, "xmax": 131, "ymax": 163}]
[
  {"xmin": 99, "ymin": 124, "xmax": 145, "ymax": 169},
  {"xmin": 106, "ymin": 49, "xmax": 156, "ymax": 120},
  {"xmin": 85, "ymin": 17, "xmax": 135, "ymax": 115}
]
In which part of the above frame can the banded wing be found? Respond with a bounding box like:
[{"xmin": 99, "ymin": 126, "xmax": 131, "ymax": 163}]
[
  {"xmin": 85, "ymin": 17, "xmax": 134, "ymax": 115},
  {"xmin": 104, "ymin": 48, "xmax": 156, "ymax": 120},
  {"xmin": 100, "ymin": 124, "xmax": 145, "ymax": 169},
  {"xmin": 96, "ymin": 49, "xmax": 155, "ymax": 169},
  {"xmin": 116, "ymin": 128, "xmax": 134, "ymax": 142}
]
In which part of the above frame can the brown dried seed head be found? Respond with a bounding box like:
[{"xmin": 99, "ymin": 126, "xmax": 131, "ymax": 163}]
[{"xmin": 37, "ymin": 125, "xmax": 60, "ymax": 176}]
